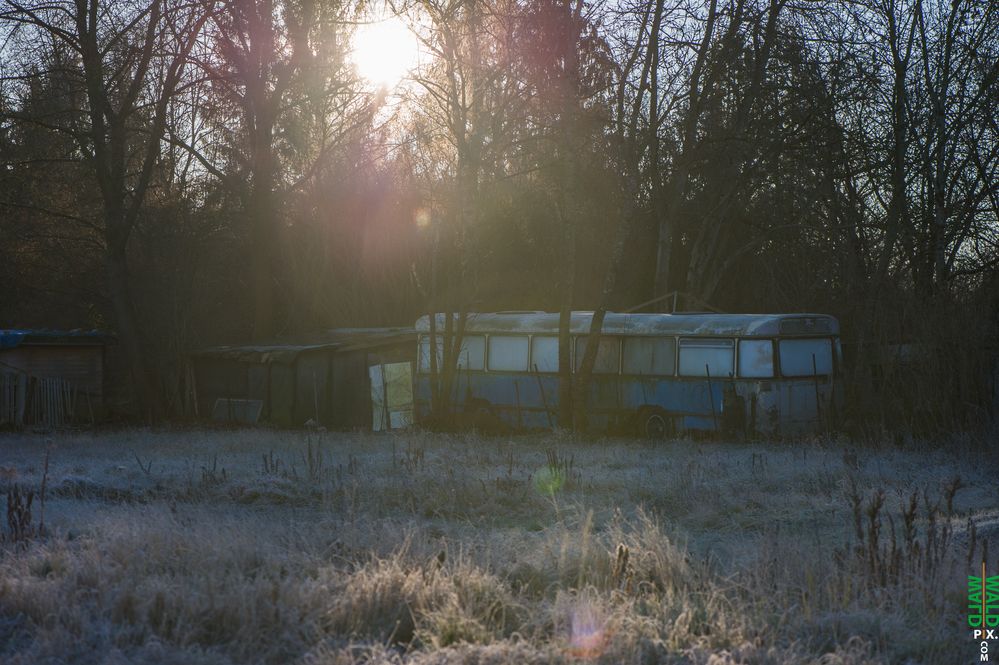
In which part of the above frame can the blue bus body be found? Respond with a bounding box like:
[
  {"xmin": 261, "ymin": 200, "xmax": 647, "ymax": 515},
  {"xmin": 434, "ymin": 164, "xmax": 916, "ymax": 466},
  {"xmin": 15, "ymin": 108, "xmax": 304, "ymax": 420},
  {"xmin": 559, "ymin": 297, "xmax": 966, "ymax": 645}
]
[{"xmin": 413, "ymin": 312, "xmax": 842, "ymax": 437}]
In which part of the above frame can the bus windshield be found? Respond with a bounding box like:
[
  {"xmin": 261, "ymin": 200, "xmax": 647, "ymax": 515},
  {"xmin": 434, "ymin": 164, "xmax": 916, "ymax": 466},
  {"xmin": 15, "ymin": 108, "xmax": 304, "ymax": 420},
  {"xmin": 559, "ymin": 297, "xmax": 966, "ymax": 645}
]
[{"xmin": 778, "ymin": 338, "xmax": 833, "ymax": 376}]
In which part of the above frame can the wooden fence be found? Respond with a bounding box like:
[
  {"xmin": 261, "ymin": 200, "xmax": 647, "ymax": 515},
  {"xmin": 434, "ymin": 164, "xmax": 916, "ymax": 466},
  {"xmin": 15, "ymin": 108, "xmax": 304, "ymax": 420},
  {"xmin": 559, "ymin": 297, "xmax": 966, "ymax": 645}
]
[{"xmin": 0, "ymin": 370, "xmax": 91, "ymax": 428}]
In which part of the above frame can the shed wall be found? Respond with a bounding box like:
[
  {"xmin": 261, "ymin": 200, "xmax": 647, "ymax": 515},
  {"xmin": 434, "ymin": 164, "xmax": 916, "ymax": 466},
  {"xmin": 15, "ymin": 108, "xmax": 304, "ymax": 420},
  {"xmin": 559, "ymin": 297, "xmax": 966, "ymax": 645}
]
[
  {"xmin": 189, "ymin": 340, "xmax": 414, "ymax": 429},
  {"xmin": 294, "ymin": 352, "xmax": 331, "ymax": 425},
  {"xmin": 332, "ymin": 351, "xmax": 371, "ymax": 429},
  {"xmin": 193, "ymin": 358, "xmax": 247, "ymax": 417},
  {"xmin": 0, "ymin": 344, "xmax": 106, "ymax": 425},
  {"xmin": 0, "ymin": 346, "xmax": 103, "ymax": 396}
]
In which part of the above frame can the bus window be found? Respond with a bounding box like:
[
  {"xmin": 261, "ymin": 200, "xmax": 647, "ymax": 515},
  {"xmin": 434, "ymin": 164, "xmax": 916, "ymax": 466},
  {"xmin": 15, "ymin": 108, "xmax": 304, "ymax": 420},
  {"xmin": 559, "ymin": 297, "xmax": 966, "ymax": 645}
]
[
  {"xmin": 779, "ymin": 338, "xmax": 833, "ymax": 376},
  {"xmin": 457, "ymin": 335, "xmax": 485, "ymax": 370},
  {"xmin": 574, "ymin": 337, "xmax": 620, "ymax": 374},
  {"xmin": 622, "ymin": 337, "xmax": 675, "ymax": 376},
  {"xmin": 488, "ymin": 336, "xmax": 530, "ymax": 371},
  {"xmin": 418, "ymin": 335, "xmax": 442, "ymax": 373},
  {"xmin": 419, "ymin": 335, "xmax": 484, "ymax": 372},
  {"xmin": 738, "ymin": 339, "xmax": 774, "ymax": 378},
  {"xmin": 678, "ymin": 338, "xmax": 734, "ymax": 377},
  {"xmin": 531, "ymin": 336, "xmax": 559, "ymax": 372}
]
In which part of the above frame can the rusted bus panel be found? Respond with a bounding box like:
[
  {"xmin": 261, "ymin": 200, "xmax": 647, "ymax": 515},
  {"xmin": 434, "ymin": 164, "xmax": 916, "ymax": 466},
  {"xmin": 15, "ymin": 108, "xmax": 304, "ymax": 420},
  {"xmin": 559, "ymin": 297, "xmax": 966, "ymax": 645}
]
[
  {"xmin": 778, "ymin": 379, "xmax": 838, "ymax": 435},
  {"xmin": 734, "ymin": 381, "xmax": 781, "ymax": 435}
]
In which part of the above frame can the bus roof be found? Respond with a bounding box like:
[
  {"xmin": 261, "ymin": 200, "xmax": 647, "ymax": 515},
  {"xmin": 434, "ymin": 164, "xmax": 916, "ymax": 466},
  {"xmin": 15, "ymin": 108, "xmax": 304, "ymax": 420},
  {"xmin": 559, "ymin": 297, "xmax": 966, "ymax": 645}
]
[{"xmin": 414, "ymin": 312, "xmax": 839, "ymax": 337}]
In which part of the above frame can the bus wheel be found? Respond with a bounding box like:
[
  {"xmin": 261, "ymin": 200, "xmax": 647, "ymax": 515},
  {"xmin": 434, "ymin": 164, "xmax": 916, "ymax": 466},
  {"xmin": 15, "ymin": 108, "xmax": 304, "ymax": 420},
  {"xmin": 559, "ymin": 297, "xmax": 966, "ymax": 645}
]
[{"xmin": 641, "ymin": 409, "xmax": 672, "ymax": 441}]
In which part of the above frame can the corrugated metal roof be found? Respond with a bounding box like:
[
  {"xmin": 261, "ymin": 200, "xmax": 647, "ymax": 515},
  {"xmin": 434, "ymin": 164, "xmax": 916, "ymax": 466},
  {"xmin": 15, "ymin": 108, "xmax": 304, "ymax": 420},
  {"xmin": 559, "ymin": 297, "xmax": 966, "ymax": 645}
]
[
  {"xmin": 320, "ymin": 327, "xmax": 416, "ymax": 351},
  {"xmin": 189, "ymin": 343, "xmax": 338, "ymax": 364},
  {"xmin": 414, "ymin": 312, "xmax": 839, "ymax": 337},
  {"xmin": 0, "ymin": 329, "xmax": 111, "ymax": 350},
  {"xmin": 189, "ymin": 327, "xmax": 416, "ymax": 363}
]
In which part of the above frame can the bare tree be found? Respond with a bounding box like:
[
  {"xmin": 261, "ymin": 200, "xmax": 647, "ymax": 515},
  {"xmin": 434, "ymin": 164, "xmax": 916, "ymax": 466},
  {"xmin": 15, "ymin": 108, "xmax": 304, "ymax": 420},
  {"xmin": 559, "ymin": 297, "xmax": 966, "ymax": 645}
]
[
  {"xmin": 911, "ymin": 0, "xmax": 999, "ymax": 293},
  {"xmin": 189, "ymin": 0, "xmax": 371, "ymax": 341},
  {"xmin": 1, "ymin": 0, "xmax": 211, "ymax": 417},
  {"xmin": 403, "ymin": 0, "xmax": 530, "ymax": 424}
]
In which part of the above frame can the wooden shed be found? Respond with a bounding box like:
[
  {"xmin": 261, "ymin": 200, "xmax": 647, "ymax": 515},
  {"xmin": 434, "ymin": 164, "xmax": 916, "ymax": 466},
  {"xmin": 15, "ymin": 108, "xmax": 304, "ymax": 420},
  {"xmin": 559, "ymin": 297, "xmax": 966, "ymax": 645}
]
[
  {"xmin": 186, "ymin": 328, "xmax": 415, "ymax": 430},
  {"xmin": 0, "ymin": 329, "xmax": 110, "ymax": 427}
]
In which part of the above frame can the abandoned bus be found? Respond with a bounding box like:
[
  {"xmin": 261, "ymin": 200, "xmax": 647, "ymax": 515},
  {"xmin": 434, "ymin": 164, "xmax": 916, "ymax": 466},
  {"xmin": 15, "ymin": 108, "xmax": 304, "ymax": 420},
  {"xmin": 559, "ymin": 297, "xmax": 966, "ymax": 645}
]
[{"xmin": 413, "ymin": 311, "xmax": 842, "ymax": 437}]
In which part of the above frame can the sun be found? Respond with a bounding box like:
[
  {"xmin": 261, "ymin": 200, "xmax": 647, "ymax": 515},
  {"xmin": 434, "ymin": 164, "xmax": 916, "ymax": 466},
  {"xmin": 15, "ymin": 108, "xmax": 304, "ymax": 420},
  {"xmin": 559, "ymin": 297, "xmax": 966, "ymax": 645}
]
[{"xmin": 351, "ymin": 12, "xmax": 422, "ymax": 89}]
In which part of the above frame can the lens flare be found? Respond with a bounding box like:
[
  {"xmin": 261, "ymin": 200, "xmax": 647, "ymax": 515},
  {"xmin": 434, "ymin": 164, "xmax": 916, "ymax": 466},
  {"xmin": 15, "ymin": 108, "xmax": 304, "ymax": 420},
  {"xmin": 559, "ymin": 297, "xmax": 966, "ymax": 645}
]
[
  {"xmin": 567, "ymin": 600, "xmax": 611, "ymax": 659},
  {"xmin": 533, "ymin": 466, "xmax": 565, "ymax": 496},
  {"xmin": 351, "ymin": 11, "xmax": 421, "ymax": 89}
]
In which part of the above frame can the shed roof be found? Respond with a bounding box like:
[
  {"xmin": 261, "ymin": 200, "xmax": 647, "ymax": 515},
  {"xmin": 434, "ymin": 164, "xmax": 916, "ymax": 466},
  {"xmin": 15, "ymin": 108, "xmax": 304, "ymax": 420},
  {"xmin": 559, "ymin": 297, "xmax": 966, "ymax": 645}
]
[
  {"xmin": 189, "ymin": 342, "xmax": 338, "ymax": 364},
  {"xmin": 0, "ymin": 329, "xmax": 112, "ymax": 350},
  {"xmin": 414, "ymin": 312, "xmax": 839, "ymax": 337},
  {"xmin": 319, "ymin": 327, "xmax": 416, "ymax": 350},
  {"xmin": 190, "ymin": 327, "xmax": 416, "ymax": 364}
]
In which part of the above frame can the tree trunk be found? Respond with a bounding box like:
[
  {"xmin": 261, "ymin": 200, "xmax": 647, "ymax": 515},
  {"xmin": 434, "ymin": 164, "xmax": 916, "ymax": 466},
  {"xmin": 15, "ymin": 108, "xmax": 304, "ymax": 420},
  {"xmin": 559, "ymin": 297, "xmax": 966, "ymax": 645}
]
[
  {"xmin": 653, "ymin": 0, "xmax": 718, "ymax": 306},
  {"xmin": 247, "ymin": 71, "xmax": 278, "ymax": 341},
  {"xmin": 105, "ymin": 241, "xmax": 162, "ymax": 420},
  {"xmin": 557, "ymin": 203, "xmax": 575, "ymax": 430},
  {"xmin": 875, "ymin": 6, "xmax": 915, "ymax": 284},
  {"xmin": 572, "ymin": 168, "xmax": 641, "ymax": 431},
  {"xmin": 249, "ymin": 182, "xmax": 276, "ymax": 341}
]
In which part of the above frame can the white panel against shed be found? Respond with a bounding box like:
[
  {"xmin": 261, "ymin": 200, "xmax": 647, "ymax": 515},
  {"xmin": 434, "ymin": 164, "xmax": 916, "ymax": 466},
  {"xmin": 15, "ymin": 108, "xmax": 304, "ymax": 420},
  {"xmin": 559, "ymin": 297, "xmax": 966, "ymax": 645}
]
[
  {"xmin": 370, "ymin": 364, "xmax": 387, "ymax": 431},
  {"xmin": 370, "ymin": 362, "xmax": 414, "ymax": 430}
]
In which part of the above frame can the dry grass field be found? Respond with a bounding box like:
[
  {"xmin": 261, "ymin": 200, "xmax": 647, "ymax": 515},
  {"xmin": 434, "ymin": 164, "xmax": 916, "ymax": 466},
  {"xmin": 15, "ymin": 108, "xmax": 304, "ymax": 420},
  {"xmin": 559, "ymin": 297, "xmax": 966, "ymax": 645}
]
[{"xmin": 0, "ymin": 428, "xmax": 996, "ymax": 664}]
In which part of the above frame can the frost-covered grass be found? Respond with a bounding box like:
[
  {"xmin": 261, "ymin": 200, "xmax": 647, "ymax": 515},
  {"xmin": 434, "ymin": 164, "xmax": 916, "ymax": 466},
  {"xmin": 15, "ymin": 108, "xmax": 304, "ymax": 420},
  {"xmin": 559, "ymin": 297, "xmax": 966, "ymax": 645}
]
[{"xmin": 0, "ymin": 428, "xmax": 996, "ymax": 664}]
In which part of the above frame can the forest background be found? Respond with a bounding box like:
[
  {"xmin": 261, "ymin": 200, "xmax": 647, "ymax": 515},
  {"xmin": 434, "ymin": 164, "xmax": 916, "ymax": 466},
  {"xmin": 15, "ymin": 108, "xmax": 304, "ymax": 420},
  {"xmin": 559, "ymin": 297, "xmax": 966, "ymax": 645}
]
[{"xmin": 1, "ymin": 0, "xmax": 997, "ymax": 430}]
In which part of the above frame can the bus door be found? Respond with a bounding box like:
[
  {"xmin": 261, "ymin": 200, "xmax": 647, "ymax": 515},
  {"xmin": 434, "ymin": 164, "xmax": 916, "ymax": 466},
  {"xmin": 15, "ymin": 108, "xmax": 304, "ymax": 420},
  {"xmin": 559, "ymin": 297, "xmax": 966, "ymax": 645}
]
[{"xmin": 777, "ymin": 338, "xmax": 834, "ymax": 429}]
